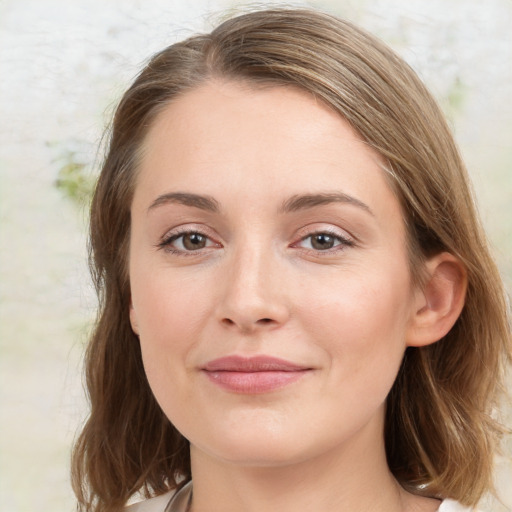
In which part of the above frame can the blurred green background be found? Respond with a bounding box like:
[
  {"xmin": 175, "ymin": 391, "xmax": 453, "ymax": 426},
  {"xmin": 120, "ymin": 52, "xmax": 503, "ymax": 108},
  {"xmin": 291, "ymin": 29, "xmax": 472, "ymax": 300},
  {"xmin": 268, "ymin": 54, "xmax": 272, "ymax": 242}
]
[{"xmin": 0, "ymin": 0, "xmax": 510, "ymax": 510}]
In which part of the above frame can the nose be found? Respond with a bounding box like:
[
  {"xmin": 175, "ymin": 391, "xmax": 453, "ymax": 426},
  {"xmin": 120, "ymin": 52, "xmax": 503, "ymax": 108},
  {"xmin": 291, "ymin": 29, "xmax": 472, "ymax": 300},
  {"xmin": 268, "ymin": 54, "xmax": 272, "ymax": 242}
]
[{"xmin": 215, "ymin": 242, "xmax": 290, "ymax": 334}]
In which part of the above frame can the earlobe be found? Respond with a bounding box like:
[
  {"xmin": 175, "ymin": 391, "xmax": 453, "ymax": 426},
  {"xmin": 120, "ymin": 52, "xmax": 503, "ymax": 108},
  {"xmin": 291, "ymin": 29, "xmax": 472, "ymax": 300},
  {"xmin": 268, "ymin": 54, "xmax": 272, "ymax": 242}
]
[
  {"xmin": 407, "ymin": 252, "xmax": 467, "ymax": 347},
  {"xmin": 129, "ymin": 300, "xmax": 140, "ymax": 336}
]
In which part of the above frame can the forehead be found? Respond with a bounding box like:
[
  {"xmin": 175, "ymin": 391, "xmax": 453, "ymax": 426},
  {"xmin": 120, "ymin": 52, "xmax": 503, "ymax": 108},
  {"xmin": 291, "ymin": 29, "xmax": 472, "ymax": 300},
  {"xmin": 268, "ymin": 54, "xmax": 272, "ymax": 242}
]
[{"xmin": 134, "ymin": 80, "xmax": 400, "ymax": 224}]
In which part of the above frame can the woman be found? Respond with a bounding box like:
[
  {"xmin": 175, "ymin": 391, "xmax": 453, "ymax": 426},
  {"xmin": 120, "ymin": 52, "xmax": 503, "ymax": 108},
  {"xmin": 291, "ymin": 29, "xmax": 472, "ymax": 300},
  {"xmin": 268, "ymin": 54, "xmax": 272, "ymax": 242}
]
[{"xmin": 72, "ymin": 8, "xmax": 511, "ymax": 512}]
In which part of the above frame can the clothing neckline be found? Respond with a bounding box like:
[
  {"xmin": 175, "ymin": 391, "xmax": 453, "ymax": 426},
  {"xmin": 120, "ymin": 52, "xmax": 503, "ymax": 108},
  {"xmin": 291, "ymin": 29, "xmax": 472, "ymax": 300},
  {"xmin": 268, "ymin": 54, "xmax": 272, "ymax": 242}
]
[
  {"xmin": 162, "ymin": 482, "xmax": 470, "ymax": 512},
  {"xmin": 164, "ymin": 481, "xmax": 192, "ymax": 512}
]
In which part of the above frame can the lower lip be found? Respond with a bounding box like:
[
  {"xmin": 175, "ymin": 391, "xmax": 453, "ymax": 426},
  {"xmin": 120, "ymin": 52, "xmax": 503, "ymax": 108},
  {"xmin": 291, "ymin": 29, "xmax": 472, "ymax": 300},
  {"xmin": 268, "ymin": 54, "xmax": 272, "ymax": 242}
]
[{"xmin": 203, "ymin": 370, "xmax": 310, "ymax": 393}]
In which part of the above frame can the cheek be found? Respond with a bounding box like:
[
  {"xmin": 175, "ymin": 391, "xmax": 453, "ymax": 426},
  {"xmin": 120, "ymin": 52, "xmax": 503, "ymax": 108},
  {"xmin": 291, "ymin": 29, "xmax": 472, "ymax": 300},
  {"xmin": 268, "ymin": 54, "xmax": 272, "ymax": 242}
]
[
  {"xmin": 133, "ymin": 277, "xmax": 207, "ymax": 428},
  {"xmin": 132, "ymin": 269, "xmax": 211, "ymax": 340},
  {"xmin": 131, "ymin": 271, "xmax": 208, "ymax": 385},
  {"xmin": 299, "ymin": 269, "xmax": 411, "ymax": 383},
  {"xmin": 302, "ymin": 271, "xmax": 410, "ymax": 337}
]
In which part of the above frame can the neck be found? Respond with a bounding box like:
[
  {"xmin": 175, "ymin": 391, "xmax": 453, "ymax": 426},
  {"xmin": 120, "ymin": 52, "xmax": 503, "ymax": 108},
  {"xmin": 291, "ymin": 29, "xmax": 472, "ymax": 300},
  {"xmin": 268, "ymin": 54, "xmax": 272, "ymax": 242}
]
[{"xmin": 188, "ymin": 414, "xmax": 434, "ymax": 512}]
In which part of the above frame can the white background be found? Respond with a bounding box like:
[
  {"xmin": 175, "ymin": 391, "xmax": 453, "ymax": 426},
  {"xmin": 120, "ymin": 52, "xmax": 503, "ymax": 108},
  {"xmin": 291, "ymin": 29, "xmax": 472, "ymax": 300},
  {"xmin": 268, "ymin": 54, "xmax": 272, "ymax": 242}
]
[{"xmin": 0, "ymin": 0, "xmax": 510, "ymax": 510}]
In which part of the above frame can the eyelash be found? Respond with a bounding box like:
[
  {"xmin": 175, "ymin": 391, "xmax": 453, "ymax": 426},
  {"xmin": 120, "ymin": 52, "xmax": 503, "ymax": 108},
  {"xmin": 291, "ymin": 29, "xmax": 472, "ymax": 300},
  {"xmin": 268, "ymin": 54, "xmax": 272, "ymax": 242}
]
[
  {"xmin": 157, "ymin": 228, "xmax": 220, "ymax": 257},
  {"xmin": 293, "ymin": 228, "xmax": 355, "ymax": 255},
  {"xmin": 157, "ymin": 226, "xmax": 356, "ymax": 258}
]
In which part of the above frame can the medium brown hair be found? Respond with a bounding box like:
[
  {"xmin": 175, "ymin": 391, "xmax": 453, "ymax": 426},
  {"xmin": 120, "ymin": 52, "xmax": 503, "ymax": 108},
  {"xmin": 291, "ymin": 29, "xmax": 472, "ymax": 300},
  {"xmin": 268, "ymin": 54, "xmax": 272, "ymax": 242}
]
[{"xmin": 72, "ymin": 8, "xmax": 511, "ymax": 511}]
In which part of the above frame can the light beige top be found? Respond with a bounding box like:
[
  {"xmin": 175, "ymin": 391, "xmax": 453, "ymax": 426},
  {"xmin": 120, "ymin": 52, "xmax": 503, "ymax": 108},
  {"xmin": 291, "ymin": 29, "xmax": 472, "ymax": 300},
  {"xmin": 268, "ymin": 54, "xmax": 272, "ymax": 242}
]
[{"xmin": 126, "ymin": 482, "xmax": 473, "ymax": 511}]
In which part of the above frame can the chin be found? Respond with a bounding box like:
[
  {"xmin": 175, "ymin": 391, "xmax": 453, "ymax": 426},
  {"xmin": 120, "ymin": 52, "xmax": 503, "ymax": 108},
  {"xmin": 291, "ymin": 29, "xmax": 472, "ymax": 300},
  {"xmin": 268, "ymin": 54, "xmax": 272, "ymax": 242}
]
[
  {"xmin": 197, "ymin": 439, "xmax": 311, "ymax": 468},
  {"xmin": 188, "ymin": 418, "xmax": 314, "ymax": 467}
]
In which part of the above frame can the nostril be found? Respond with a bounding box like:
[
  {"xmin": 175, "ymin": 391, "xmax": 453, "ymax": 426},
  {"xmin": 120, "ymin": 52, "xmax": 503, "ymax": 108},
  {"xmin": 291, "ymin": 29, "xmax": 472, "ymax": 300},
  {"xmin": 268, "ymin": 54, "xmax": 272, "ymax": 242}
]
[{"xmin": 221, "ymin": 317, "xmax": 274, "ymax": 328}]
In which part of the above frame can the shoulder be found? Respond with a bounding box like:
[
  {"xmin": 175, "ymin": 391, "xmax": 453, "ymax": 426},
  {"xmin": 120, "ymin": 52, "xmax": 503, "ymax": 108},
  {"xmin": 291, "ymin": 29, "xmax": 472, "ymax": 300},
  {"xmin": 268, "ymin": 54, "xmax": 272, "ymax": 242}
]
[
  {"xmin": 438, "ymin": 499, "xmax": 478, "ymax": 512},
  {"xmin": 125, "ymin": 491, "xmax": 174, "ymax": 512}
]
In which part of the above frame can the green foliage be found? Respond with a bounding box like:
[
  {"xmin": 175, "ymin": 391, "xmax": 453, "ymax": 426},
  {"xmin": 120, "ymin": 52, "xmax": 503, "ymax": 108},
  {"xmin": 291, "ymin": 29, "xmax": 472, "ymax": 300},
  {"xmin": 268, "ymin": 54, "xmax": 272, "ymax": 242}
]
[
  {"xmin": 443, "ymin": 75, "xmax": 467, "ymax": 122},
  {"xmin": 52, "ymin": 144, "xmax": 97, "ymax": 207}
]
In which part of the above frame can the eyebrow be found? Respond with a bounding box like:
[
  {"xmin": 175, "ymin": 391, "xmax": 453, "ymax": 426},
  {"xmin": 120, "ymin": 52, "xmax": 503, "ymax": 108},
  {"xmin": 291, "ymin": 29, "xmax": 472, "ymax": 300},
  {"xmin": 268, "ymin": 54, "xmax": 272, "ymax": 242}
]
[
  {"xmin": 148, "ymin": 192, "xmax": 221, "ymax": 213},
  {"xmin": 278, "ymin": 192, "xmax": 374, "ymax": 216},
  {"xmin": 148, "ymin": 191, "xmax": 373, "ymax": 216}
]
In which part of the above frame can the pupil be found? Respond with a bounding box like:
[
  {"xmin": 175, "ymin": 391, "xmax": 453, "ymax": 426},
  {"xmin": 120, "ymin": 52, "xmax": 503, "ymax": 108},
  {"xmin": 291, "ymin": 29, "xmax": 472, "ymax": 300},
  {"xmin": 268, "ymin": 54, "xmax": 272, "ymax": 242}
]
[
  {"xmin": 184, "ymin": 233, "xmax": 205, "ymax": 250},
  {"xmin": 312, "ymin": 234, "xmax": 334, "ymax": 250}
]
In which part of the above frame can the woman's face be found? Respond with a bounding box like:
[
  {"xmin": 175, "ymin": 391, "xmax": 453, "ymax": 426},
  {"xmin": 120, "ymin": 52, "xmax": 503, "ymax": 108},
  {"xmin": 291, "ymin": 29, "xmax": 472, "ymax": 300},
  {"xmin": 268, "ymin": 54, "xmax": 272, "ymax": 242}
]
[{"xmin": 129, "ymin": 81, "xmax": 421, "ymax": 467}]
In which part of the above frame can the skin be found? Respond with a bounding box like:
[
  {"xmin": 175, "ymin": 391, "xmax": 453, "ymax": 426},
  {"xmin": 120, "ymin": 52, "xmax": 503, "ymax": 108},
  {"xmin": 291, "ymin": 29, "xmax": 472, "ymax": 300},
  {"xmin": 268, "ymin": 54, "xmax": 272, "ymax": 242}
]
[{"xmin": 129, "ymin": 80, "xmax": 464, "ymax": 511}]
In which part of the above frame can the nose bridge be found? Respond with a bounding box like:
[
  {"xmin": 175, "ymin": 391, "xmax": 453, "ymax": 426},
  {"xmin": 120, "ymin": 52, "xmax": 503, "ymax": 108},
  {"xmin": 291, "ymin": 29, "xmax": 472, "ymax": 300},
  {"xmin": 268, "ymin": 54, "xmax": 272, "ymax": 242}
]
[{"xmin": 216, "ymin": 233, "xmax": 289, "ymax": 332}]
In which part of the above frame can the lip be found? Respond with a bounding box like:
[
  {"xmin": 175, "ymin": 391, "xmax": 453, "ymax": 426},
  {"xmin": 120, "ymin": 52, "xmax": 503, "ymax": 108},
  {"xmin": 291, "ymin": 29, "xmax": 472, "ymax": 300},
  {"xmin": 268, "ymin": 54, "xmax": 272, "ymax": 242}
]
[{"xmin": 202, "ymin": 355, "xmax": 312, "ymax": 394}]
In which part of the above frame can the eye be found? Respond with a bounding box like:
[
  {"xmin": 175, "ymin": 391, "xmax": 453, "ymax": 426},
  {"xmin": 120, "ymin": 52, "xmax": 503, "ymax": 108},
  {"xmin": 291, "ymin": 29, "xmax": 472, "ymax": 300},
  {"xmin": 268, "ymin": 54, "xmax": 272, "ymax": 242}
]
[
  {"xmin": 295, "ymin": 230, "xmax": 354, "ymax": 252},
  {"xmin": 158, "ymin": 230, "xmax": 220, "ymax": 255}
]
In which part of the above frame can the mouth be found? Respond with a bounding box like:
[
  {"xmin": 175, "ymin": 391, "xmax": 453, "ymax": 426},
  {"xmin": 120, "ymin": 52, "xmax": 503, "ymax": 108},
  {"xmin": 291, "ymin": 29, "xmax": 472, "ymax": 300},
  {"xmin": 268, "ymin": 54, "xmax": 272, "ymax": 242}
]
[{"xmin": 202, "ymin": 355, "xmax": 313, "ymax": 394}]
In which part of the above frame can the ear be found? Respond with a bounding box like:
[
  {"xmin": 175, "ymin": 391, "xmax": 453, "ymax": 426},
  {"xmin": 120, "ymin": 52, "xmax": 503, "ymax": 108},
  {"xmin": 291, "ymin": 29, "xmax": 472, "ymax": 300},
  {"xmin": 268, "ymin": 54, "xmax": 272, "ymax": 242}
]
[
  {"xmin": 407, "ymin": 252, "xmax": 467, "ymax": 347},
  {"xmin": 129, "ymin": 299, "xmax": 140, "ymax": 336}
]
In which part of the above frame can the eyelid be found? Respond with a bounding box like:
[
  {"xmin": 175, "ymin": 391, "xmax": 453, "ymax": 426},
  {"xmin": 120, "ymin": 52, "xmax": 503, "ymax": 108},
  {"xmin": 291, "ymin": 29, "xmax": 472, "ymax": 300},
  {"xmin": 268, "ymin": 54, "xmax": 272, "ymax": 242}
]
[
  {"xmin": 156, "ymin": 225, "xmax": 222, "ymax": 255},
  {"xmin": 294, "ymin": 223, "xmax": 355, "ymax": 243},
  {"xmin": 291, "ymin": 227, "xmax": 355, "ymax": 254},
  {"xmin": 156, "ymin": 223, "xmax": 356, "ymax": 257}
]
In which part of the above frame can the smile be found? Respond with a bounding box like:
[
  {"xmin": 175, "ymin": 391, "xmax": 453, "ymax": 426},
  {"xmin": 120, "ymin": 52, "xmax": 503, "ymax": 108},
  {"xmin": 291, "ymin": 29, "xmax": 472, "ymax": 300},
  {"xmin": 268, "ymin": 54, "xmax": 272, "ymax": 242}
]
[{"xmin": 202, "ymin": 355, "xmax": 313, "ymax": 394}]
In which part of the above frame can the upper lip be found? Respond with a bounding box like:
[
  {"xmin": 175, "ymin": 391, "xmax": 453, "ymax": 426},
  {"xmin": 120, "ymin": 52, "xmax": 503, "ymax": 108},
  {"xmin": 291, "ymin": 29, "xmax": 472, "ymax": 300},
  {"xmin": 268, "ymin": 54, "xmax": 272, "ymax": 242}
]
[{"xmin": 203, "ymin": 355, "xmax": 310, "ymax": 372}]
